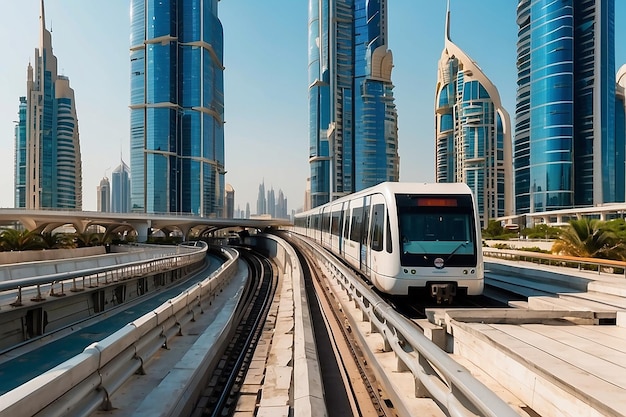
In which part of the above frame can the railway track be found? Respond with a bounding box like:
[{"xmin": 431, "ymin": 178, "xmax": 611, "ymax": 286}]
[
  {"xmin": 287, "ymin": 235, "xmax": 398, "ymax": 417},
  {"xmin": 192, "ymin": 248, "xmax": 277, "ymax": 417}
]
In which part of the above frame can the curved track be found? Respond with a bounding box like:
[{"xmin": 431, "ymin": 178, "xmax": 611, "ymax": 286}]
[{"xmin": 193, "ymin": 247, "xmax": 277, "ymax": 417}]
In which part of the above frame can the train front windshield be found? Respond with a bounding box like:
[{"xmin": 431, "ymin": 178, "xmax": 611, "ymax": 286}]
[{"xmin": 396, "ymin": 194, "xmax": 477, "ymax": 267}]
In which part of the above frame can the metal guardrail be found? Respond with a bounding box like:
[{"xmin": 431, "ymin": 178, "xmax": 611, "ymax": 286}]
[
  {"xmin": 292, "ymin": 234, "xmax": 519, "ymax": 417},
  {"xmin": 0, "ymin": 246, "xmax": 240, "ymax": 417},
  {"xmin": 0, "ymin": 243, "xmax": 208, "ymax": 308},
  {"xmin": 483, "ymin": 248, "xmax": 626, "ymax": 278}
]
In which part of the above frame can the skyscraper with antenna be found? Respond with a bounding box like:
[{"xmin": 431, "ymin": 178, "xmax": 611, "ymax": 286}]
[{"xmin": 15, "ymin": 0, "xmax": 82, "ymax": 210}]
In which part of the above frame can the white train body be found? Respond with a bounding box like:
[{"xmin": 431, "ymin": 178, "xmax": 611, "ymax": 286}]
[{"xmin": 293, "ymin": 182, "xmax": 484, "ymax": 298}]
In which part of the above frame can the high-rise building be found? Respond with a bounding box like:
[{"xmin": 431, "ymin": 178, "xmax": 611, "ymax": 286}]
[
  {"xmin": 514, "ymin": 0, "xmax": 620, "ymax": 214},
  {"xmin": 112, "ymin": 160, "xmax": 131, "ymax": 213},
  {"xmin": 14, "ymin": 97, "xmax": 27, "ymax": 209},
  {"xmin": 276, "ymin": 189, "xmax": 288, "ymax": 220},
  {"xmin": 225, "ymin": 184, "xmax": 234, "ymax": 219},
  {"xmin": 267, "ymin": 188, "xmax": 275, "ymax": 218},
  {"xmin": 435, "ymin": 2, "xmax": 513, "ymax": 227},
  {"xmin": 15, "ymin": 1, "xmax": 82, "ymax": 210},
  {"xmin": 616, "ymin": 64, "xmax": 626, "ymax": 197},
  {"xmin": 129, "ymin": 0, "xmax": 225, "ymax": 217},
  {"xmin": 97, "ymin": 177, "xmax": 111, "ymax": 212},
  {"xmin": 256, "ymin": 180, "xmax": 266, "ymax": 216},
  {"xmin": 308, "ymin": 0, "xmax": 399, "ymax": 208}
]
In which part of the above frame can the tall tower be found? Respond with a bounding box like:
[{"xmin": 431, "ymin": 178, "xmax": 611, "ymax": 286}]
[
  {"xmin": 224, "ymin": 184, "xmax": 234, "ymax": 219},
  {"xmin": 16, "ymin": 0, "xmax": 82, "ymax": 210},
  {"xmin": 129, "ymin": 0, "xmax": 225, "ymax": 217},
  {"xmin": 514, "ymin": 0, "xmax": 618, "ymax": 214},
  {"xmin": 97, "ymin": 177, "xmax": 111, "ymax": 212},
  {"xmin": 14, "ymin": 97, "xmax": 27, "ymax": 209},
  {"xmin": 112, "ymin": 160, "xmax": 131, "ymax": 213},
  {"xmin": 435, "ymin": 1, "xmax": 513, "ymax": 227},
  {"xmin": 308, "ymin": 0, "xmax": 399, "ymax": 208},
  {"xmin": 256, "ymin": 180, "xmax": 266, "ymax": 216}
]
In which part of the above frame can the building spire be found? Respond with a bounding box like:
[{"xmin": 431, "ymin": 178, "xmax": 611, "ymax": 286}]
[
  {"xmin": 445, "ymin": 0, "xmax": 451, "ymax": 41},
  {"xmin": 40, "ymin": 0, "xmax": 46, "ymax": 31}
]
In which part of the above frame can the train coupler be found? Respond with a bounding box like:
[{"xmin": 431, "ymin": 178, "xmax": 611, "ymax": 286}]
[{"xmin": 430, "ymin": 283, "xmax": 457, "ymax": 304}]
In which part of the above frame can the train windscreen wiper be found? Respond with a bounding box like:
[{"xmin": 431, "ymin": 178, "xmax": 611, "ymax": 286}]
[{"xmin": 446, "ymin": 240, "xmax": 469, "ymax": 262}]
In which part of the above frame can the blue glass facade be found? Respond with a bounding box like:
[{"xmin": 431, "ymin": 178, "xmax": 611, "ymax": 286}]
[
  {"xmin": 112, "ymin": 161, "xmax": 131, "ymax": 213},
  {"xmin": 14, "ymin": 97, "xmax": 27, "ymax": 208},
  {"xmin": 308, "ymin": 0, "xmax": 398, "ymax": 208},
  {"xmin": 515, "ymin": 0, "xmax": 619, "ymax": 214},
  {"xmin": 130, "ymin": 0, "xmax": 225, "ymax": 216},
  {"xmin": 435, "ymin": 5, "xmax": 513, "ymax": 227},
  {"xmin": 16, "ymin": 2, "xmax": 82, "ymax": 210}
]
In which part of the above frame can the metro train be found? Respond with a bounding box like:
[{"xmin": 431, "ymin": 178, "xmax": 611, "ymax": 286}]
[{"xmin": 293, "ymin": 182, "xmax": 483, "ymax": 302}]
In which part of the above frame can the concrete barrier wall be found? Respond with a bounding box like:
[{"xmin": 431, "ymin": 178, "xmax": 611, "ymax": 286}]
[
  {"xmin": 0, "ymin": 246, "xmax": 105, "ymax": 265},
  {"xmin": 0, "ymin": 247, "xmax": 238, "ymax": 417},
  {"xmin": 0, "ymin": 245, "xmax": 187, "ymax": 282}
]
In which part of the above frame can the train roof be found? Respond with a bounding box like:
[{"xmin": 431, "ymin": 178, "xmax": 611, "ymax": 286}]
[{"xmin": 297, "ymin": 182, "xmax": 474, "ymax": 216}]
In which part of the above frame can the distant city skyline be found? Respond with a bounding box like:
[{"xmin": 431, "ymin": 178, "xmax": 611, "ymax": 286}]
[
  {"xmin": 2, "ymin": 2, "xmax": 626, "ymax": 214},
  {"xmin": 255, "ymin": 179, "xmax": 289, "ymax": 219}
]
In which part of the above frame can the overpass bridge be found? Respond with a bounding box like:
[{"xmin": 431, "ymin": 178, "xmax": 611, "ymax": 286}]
[
  {"xmin": 0, "ymin": 213, "xmax": 625, "ymax": 416},
  {"xmin": 0, "ymin": 209, "xmax": 291, "ymax": 242}
]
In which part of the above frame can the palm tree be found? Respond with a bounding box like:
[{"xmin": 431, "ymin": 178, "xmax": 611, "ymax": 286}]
[
  {"xmin": 40, "ymin": 232, "xmax": 76, "ymax": 249},
  {"xmin": 552, "ymin": 218, "xmax": 626, "ymax": 260},
  {"xmin": 0, "ymin": 228, "xmax": 46, "ymax": 251},
  {"xmin": 73, "ymin": 231, "xmax": 104, "ymax": 248}
]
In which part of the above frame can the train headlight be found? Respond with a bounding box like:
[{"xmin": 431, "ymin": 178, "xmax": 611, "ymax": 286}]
[
  {"xmin": 404, "ymin": 268, "xmax": 408, "ymax": 273},
  {"xmin": 463, "ymin": 269, "xmax": 468, "ymax": 274},
  {"xmin": 411, "ymin": 269, "xmax": 416, "ymax": 274},
  {"xmin": 470, "ymin": 269, "xmax": 475, "ymax": 274}
]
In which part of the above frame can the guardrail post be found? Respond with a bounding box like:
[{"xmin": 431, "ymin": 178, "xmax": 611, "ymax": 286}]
[
  {"xmin": 49, "ymin": 280, "xmax": 66, "ymax": 297},
  {"xmin": 10, "ymin": 286, "xmax": 23, "ymax": 306},
  {"xmin": 70, "ymin": 276, "xmax": 84, "ymax": 292},
  {"xmin": 31, "ymin": 284, "xmax": 46, "ymax": 302},
  {"xmin": 415, "ymin": 355, "xmax": 430, "ymax": 398}
]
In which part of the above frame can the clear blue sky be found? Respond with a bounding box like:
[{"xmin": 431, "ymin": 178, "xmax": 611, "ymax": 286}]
[{"xmin": 1, "ymin": 1, "xmax": 625, "ymax": 213}]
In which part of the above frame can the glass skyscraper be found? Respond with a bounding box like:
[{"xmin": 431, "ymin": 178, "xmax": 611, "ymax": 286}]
[
  {"xmin": 112, "ymin": 160, "xmax": 131, "ymax": 213},
  {"xmin": 97, "ymin": 177, "xmax": 111, "ymax": 212},
  {"xmin": 130, "ymin": 0, "xmax": 225, "ymax": 217},
  {"xmin": 435, "ymin": 4, "xmax": 513, "ymax": 227},
  {"xmin": 15, "ymin": 1, "xmax": 82, "ymax": 210},
  {"xmin": 308, "ymin": 0, "xmax": 399, "ymax": 208},
  {"xmin": 514, "ymin": 0, "xmax": 621, "ymax": 214}
]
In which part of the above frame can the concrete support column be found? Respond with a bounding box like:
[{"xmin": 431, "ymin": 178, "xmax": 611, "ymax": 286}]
[{"xmin": 130, "ymin": 221, "xmax": 151, "ymax": 243}]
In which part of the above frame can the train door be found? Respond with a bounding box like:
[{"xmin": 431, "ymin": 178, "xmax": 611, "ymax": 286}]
[
  {"xmin": 360, "ymin": 196, "xmax": 371, "ymax": 273},
  {"xmin": 366, "ymin": 195, "xmax": 386, "ymax": 279},
  {"xmin": 345, "ymin": 200, "xmax": 363, "ymax": 270},
  {"xmin": 338, "ymin": 202, "xmax": 346, "ymax": 255},
  {"xmin": 341, "ymin": 200, "xmax": 352, "ymax": 259}
]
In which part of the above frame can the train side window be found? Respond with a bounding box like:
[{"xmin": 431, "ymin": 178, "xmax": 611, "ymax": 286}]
[
  {"xmin": 370, "ymin": 204, "xmax": 384, "ymax": 252},
  {"xmin": 331, "ymin": 211, "xmax": 341, "ymax": 236},
  {"xmin": 361, "ymin": 204, "xmax": 370, "ymax": 245},
  {"xmin": 350, "ymin": 207, "xmax": 363, "ymax": 242},
  {"xmin": 322, "ymin": 211, "xmax": 330, "ymax": 232}
]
